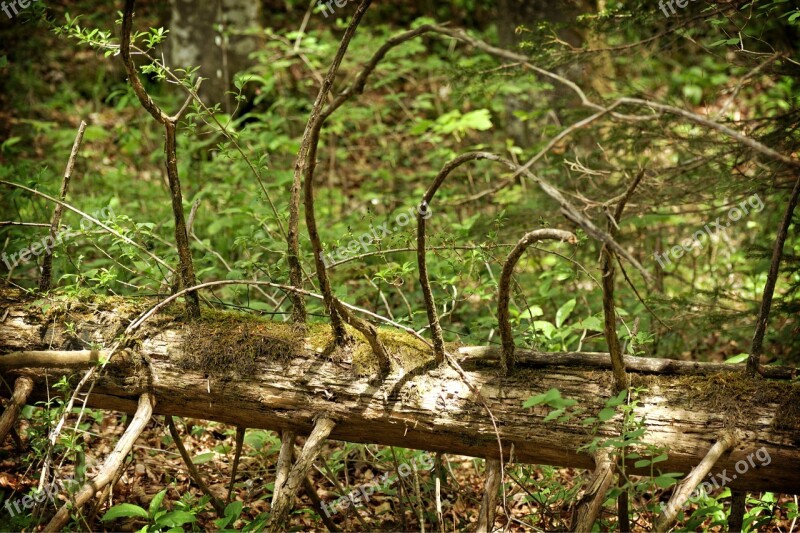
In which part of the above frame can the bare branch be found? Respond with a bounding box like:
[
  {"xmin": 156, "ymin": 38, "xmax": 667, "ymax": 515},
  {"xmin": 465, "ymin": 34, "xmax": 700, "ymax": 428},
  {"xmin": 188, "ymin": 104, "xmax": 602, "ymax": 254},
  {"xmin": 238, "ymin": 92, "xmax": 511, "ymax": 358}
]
[
  {"xmin": 167, "ymin": 416, "xmax": 226, "ymax": 515},
  {"xmin": 601, "ymin": 170, "xmax": 644, "ymax": 392},
  {"xmin": 44, "ymin": 393, "xmax": 155, "ymax": 532},
  {"xmin": 748, "ymin": 174, "xmax": 800, "ymax": 375},
  {"xmin": 287, "ymin": 0, "xmax": 373, "ymax": 329},
  {"xmin": 39, "ymin": 121, "xmax": 86, "ymax": 292},
  {"xmin": 121, "ymin": 0, "xmax": 199, "ymax": 318},
  {"xmin": 654, "ymin": 432, "xmax": 737, "ymax": 533},
  {"xmin": 0, "ymin": 376, "xmax": 32, "ymax": 445},
  {"xmin": 267, "ymin": 418, "xmax": 336, "ymax": 532},
  {"xmin": 497, "ymin": 229, "xmax": 577, "ymax": 374},
  {"xmin": 228, "ymin": 426, "xmax": 246, "ymax": 503},
  {"xmin": 476, "ymin": 459, "xmax": 501, "ymax": 533},
  {"xmin": 0, "ymin": 349, "xmax": 100, "ymax": 369}
]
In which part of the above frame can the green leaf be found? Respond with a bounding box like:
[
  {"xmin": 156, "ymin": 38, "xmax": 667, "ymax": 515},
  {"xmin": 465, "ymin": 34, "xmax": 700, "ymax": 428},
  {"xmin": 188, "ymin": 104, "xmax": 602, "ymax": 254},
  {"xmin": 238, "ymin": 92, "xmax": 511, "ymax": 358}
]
[
  {"xmin": 724, "ymin": 353, "xmax": 748, "ymax": 364},
  {"xmin": 598, "ymin": 407, "xmax": 616, "ymax": 421},
  {"xmin": 192, "ymin": 452, "xmax": 216, "ymax": 464},
  {"xmin": 523, "ymin": 387, "xmax": 561, "ymax": 408},
  {"xmin": 149, "ymin": 488, "xmax": 168, "ymax": 518},
  {"xmin": 156, "ymin": 510, "xmax": 197, "ymax": 527},
  {"xmin": 459, "ymin": 109, "xmax": 493, "ymax": 130},
  {"xmin": 605, "ymin": 389, "xmax": 628, "ymax": 408},
  {"xmin": 576, "ymin": 316, "xmax": 604, "ymax": 332},
  {"xmin": 543, "ymin": 408, "xmax": 564, "ymax": 422},
  {"xmin": 654, "ymin": 473, "xmax": 682, "ymax": 488},
  {"xmin": 532, "ymin": 320, "xmax": 555, "ymax": 339},
  {"xmin": 555, "ymin": 298, "xmax": 576, "ymax": 328},
  {"xmin": 651, "ymin": 453, "xmax": 668, "ymax": 464},
  {"xmin": 524, "ymin": 305, "xmax": 544, "ymax": 319},
  {"xmin": 225, "ymin": 500, "xmax": 243, "ymax": 519},
  {"xmin": 102, "ymin": 503, "xmax": 149, "ymax": 521}
]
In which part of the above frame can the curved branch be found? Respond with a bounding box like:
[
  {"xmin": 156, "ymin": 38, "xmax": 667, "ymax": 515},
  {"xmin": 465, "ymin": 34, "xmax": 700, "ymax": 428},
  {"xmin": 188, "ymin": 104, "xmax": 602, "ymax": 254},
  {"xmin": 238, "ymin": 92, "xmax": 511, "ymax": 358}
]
[
  {"xmin": 333, "ymin": 299, "xmax": 392, "ymax": 379},
  {"xmin": 418, "ymin": 152, "xmax": 504, "ymax": 361},
  {"xmin": 497, "ymin": 229, "xmax": 577, "ymax": 374},
  {"xmin": 320, "ymin": 24, "xmax": 436, "ymax": 121},
  {"xmin": 287, "ymin": 0, "xmax": 372, "ymax": 330}
]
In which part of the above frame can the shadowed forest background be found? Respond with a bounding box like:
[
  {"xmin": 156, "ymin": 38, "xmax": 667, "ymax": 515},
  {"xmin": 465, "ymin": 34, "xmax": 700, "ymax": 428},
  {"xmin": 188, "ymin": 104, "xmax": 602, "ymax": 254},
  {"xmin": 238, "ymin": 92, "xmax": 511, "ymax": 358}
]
[{"xmin": 1, "ymin": 0, "xmax": 799, "ymax": 531}]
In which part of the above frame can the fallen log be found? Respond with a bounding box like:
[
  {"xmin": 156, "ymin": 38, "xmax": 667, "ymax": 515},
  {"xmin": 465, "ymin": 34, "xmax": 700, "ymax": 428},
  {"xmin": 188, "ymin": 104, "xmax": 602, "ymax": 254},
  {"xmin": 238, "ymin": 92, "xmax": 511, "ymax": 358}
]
[{"xmin": 1, "ymin": 292, "xmax": 799, "ymax": 495}]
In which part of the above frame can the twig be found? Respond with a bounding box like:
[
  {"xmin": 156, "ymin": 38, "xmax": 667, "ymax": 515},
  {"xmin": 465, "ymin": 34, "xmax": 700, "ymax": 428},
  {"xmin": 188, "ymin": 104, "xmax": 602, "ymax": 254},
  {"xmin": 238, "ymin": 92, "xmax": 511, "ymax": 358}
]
[
  {"xmin": 44, "ymin": 393, "xmax": 155, "ymax": 532},
  {"xmin": 39, "ymin": 120, "xmax": 86, "ymax": 290},
  {"xmin": 228, "ymin": 426, "xmax": 246, "ymax": 503},
  {"xmin": 166, "ymin": 415, "xmax": 225, "ymax": 515},
  {"xmin": 122, "ymin": 0, "xmax": 199, "ymax": 318},
  {"xmin": 748, "ymin": 174, "xmax": 800, "ymax": 376},
  {"xmin": 600, "ymin": 170, "xmax": 644, "ymax": 392},
  {"xmin": 497, "ymin": 229, "xmax": 577, "ymax": 374},
  {"xmin": 654, "ymin": 432, "xmax": 737, "ymax": 533},
  {"xmin": 0, "ymin": 221, "xmax": 51, "ymax": 228}
]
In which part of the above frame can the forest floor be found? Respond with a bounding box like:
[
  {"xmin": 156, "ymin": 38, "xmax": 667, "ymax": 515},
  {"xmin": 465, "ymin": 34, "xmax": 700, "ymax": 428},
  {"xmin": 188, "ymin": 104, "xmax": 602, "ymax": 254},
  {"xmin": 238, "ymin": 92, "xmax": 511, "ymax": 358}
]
[{"xmin": 1, "ymin": 410, "xmax": 797, "ymax": 531}]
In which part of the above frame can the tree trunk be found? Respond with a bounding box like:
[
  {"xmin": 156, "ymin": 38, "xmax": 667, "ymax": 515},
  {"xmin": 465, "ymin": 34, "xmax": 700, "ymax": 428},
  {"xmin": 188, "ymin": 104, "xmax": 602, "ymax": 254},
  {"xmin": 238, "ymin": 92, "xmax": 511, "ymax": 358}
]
[
  {"xmin": 1, "ymin": 290, "xmax": 799, "ymax": 495},
  {"xmin": 167, "ymin": 0, "xmax": 261, "ymax": 113}
]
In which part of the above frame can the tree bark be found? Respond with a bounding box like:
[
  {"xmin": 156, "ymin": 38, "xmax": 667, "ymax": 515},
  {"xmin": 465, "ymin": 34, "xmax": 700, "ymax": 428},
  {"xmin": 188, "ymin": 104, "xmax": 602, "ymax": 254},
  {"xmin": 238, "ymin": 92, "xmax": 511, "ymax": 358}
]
[
  {"xmin": 1, "ymin": 292, "xmax": 799, "ymax": 495},
  {"xmin": 167, "ymin": 0, "xmax": 261, "ymax": 113}
]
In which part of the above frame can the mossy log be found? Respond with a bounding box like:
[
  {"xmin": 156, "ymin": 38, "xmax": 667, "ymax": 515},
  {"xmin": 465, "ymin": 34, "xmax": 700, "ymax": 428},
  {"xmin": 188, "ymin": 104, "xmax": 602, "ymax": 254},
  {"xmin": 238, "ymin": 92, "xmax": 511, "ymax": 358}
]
[{"xmin": 1, "ymin": 290, "xmax": 799, "ymax": 494}]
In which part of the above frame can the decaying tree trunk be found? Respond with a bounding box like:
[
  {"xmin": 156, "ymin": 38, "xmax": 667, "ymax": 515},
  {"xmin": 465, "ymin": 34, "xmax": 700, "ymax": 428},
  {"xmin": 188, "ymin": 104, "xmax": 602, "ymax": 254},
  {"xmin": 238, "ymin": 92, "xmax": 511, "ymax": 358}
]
[{"xmin": 1, "ymin": 290, "xmax": 799, "ymax": 496}]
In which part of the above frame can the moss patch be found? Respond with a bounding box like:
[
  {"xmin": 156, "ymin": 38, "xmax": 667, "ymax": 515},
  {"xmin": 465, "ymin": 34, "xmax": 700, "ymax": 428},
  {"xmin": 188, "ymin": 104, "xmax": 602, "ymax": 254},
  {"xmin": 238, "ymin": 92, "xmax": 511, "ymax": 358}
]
[
  {"xmin": 632, "ymin": 372, "xmax": 800, "ymax": 431},
  {"xmin": 179, "ymin": 310, "xmax": 307, "ymax": 376},
  {"xmin": 351, "ymin": 327, "xmax": 435, "ymax": 376}
]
